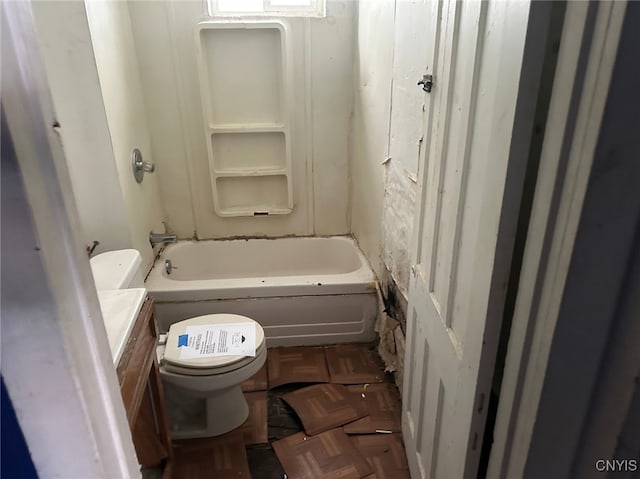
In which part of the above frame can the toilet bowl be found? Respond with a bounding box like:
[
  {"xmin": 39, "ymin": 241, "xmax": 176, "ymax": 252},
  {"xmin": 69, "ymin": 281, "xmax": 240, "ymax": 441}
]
[{"xmin": 157, "ymin": 313, "xmax": 267, "ymax": 439}]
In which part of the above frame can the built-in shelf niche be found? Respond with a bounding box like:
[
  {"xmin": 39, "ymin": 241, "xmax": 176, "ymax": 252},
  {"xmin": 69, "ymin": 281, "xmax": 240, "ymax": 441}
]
[
  {"xmin": 196, "ymin": 21, "xmax": 293, "ymax": 217},
  {"xmin": 216, "ymin": 175, "xmax": 290, "ymax": 215}
]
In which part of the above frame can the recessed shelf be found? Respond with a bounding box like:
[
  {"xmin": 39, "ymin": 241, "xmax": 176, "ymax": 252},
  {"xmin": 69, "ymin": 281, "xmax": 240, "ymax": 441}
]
[
  {"xmin": 199, "ymin": 26, "xmax": 283, "ymax": 124},
  {"xmin": 215, "ymin": 175, "xmax": 291, "ymax": 217},
  {"xmin": 211, "ymin": 131, "xmax": 287, "ymax": 171},
  {"xmin": 196, "ymin": 21, "xmax": 293, "ymax": 218}
]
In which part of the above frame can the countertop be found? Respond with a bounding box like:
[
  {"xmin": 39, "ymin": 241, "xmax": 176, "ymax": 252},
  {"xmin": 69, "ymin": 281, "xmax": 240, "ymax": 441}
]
[{"xmin": 97, "ymin": 288, "xmax": 147, "ymax": 365}]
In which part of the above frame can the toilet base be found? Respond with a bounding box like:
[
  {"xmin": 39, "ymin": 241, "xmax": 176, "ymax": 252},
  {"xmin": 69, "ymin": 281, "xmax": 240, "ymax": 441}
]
[
  {"xmin": 169, "ymin": 385, "xmax": 249, "ymax": 439},
  {"xmin": 159, "ymin": 340, "xmax": 267, "ymax": 439}
]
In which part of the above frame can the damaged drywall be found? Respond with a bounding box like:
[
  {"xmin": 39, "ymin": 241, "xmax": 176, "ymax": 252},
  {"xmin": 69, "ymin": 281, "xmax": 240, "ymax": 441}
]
[
  {"xmin": 378, "ymin": 157, "xmax": 418, "ymax": 386},
  {"xmin": 374, "ymin": 274, "xmax": 409, "ymax": 392},
  {"xmin": 382, "ymin": 158, "xmax": 417, "ymax": 298},
  {"xmin": 351, "ymin": 0, "xmax": 432, "ymax": 389},
  {"xmin": 350, "ymin": 0, "xmax": 424, "ymax": 299}
]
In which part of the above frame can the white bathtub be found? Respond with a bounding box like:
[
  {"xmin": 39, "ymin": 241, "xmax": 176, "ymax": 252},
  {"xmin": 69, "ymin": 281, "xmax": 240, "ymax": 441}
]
[{"xmin": 145, "ymin": 236, "xmax": 378, "ymax": 347}]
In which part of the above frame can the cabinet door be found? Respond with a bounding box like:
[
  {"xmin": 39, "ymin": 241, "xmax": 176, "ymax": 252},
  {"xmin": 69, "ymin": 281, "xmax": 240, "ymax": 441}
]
[
  {"xmin": 118, "ymin": 297, "xmax": 173, "ymax": 473},
  {"xmin": 133, "ymin": 381, "xmax": 168, "ymax": 468}
]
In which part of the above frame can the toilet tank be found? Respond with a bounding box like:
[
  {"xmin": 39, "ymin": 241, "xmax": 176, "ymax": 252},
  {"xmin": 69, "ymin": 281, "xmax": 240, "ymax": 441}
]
[{"xmin": 90, "ymin": 249, "xmax": 144, "ymax": 290}]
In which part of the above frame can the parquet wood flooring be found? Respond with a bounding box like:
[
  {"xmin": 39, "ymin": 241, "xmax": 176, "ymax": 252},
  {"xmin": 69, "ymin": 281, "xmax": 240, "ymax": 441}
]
[
  {"xmin": 325, "ymin": 344, "xmax": 385, "ymax": 384},
  {"xmin": 343, "ymin": 383, "xmax": 402, "ymax": 434},
  {"xmin": 239, "ymin": 391, "xmax": 268, "ymax": 445},
  {"xmin": 268, "ymin": 346, "xmax": 330, "ymax": 388},
  {"xmin": 161, "ymin": 344, "xmax": 406, "ymax": 479},
  {"xmin": 352, "ymin": 433, "xmax": 410, "ymax": 479},
  {"xmin": 171, "ymin": 430, "xmax": 250, "ymax": 479},
  {"xmin": 273, "ymin": 429, "xmax": 373, "ymax": 479},
  {"xmin": 283, "ymin": 383, "xmax": 368, "ymax": 436}
]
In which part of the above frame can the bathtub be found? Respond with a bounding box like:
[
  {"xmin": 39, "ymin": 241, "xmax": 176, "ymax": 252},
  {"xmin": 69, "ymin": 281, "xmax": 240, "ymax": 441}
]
[{"xmin": 145, "ymin": 236, "xmax": 378, "ymax": 347}]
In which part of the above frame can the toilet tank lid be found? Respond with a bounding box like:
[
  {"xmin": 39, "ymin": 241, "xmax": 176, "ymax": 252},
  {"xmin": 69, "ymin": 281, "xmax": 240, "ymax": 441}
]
[{"xmin": 90, "ymin": 249, "xmax": 142, "ymax": 290}]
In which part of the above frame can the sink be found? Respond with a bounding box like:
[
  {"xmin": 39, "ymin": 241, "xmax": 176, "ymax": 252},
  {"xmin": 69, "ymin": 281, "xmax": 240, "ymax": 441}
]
[{"xmin": 97, "ymin": 288, "xmax": 146, "ymax": 364}]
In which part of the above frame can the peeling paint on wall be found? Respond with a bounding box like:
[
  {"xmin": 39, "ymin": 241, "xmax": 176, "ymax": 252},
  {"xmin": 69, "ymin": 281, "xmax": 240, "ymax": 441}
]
[
  {"xmin": 382, "ymin": 158, "xmax": 417, "ymax": 298},
  {"xmin": 350, "ymin": 0, "xmax": 432, "ymax": 390}
]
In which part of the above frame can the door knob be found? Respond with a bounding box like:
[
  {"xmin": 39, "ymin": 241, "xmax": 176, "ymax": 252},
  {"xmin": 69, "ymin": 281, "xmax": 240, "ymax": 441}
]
[{"xmin": 418, "ymin": 74, "xmax": 434, "ymax": 93}]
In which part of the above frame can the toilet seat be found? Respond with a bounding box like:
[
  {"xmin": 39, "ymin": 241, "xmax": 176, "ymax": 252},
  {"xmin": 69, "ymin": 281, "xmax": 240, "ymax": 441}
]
[{"xmin": 161, "ymin": 313, "xmax": 265, "ymax": 376}]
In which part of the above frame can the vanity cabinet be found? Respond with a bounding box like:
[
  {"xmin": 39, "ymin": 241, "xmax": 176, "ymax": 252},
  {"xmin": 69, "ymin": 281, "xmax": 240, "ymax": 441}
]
[{"xmin": 117, "ymin": 296, "xmax": 173, "ymax": 478}]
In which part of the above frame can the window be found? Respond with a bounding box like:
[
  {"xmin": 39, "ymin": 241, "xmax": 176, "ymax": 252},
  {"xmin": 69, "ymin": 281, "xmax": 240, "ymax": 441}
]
[{"xmin": 209, "ymin": 0, "xmax": 326, "ymax": 17}]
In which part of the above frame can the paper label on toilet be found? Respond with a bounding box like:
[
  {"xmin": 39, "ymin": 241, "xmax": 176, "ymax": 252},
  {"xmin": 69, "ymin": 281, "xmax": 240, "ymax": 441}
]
[{"xmin": 178, "ymin": 323, "xmax": 256, "ymax": 359}]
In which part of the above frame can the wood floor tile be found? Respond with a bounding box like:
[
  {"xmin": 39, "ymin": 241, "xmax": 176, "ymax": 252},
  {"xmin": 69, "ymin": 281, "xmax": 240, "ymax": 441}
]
[
  {"xmin": 241, "ymin": 362, "xmax": 268, "ymax": 392},
  {"xmin": 273, "ymin": 429, "xmax": 372, "ymax": 479},
  {"xmin": 172, "ymin": 430, "xmax": 250, "ymax": 479},
  {"xmin": 168, "ymin": 346, "xmax": 409, "ymax": 479},
  {"xmin": 239, "ymin": 391, "xmax": 268, "ymax": 445},
  {"xmin": 268, "ymin": 346, "xmax": 330, "ymax": 388},
  {"xmin": 343, "ymin": 384, "xmax": 402, "ymax": 434},
  {"xmin": 325, "ymin": 344, "xmax": 385, "ymax": 384},
  {"xmin": 283, "ymin": 383, "xmax": 368, "ymax": 436},
  {"xmin": 351, "ymin": 433, "xmax": 410, "ymax": 479}
]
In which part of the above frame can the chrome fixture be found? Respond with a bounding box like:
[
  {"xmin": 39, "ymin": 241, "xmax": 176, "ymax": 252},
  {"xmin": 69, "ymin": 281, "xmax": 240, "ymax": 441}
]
[
  {"xmin": 132, "ymin": 148, "xmax": 155, "ymax": 183},
  {"xmin": 149, "ymin": 232, "xmax": 177, "ymax": 247},
  {"xmin": 164, "ymin": 259, "xmax": 177, "ymax": 275}
]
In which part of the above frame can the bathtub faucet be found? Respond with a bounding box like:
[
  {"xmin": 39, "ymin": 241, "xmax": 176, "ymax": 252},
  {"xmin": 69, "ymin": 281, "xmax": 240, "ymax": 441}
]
[{"xmin": 149, "ymin": 232, "xmax": 177, "ymax": 247}]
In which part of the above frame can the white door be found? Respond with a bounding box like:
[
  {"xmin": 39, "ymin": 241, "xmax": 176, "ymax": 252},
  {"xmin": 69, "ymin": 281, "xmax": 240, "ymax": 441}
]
[{"xmin": 402, "ymin": 1, "xmax": 532, "ymax": 478}]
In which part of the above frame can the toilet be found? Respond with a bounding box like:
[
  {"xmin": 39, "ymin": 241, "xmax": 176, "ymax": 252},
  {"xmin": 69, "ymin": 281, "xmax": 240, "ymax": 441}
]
[
  {"xmin": 90, "ymin": 249, "xmax": 267, "ymax": 439},
  {"xmin": 90, "ymin": 248, "xmax": 144, "ymax": 289},
  {"xmin": 157, "ymin": 313, "xmax": 267, "ymax": 439}
]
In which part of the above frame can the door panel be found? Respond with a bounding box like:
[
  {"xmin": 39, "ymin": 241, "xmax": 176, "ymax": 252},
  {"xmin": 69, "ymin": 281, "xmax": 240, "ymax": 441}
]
[
  {"xmin": 421, "ymin": 0, "xmax": 485, "ymax": 343},
  {"xmin": 403, "ymin": 1, "xmax": 532, "ymax": 478}
]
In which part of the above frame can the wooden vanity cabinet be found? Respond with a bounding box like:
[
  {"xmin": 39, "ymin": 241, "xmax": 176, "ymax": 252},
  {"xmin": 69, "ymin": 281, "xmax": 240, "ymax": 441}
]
[{"xmin": 117, "ymin": 296, "xmax": 173, "ymax": 478}]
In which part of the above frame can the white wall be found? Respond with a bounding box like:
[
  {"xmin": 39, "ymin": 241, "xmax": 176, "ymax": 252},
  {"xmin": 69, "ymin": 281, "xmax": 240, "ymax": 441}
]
[
  {"xmin": 309, "ymin": 2, "xmax": 355, "ymax": 235},
  {"xmin": 33, "ymin": 0, "xmax": 166, "ymax": 272},
  {"xmin": 128, "ymin": 0, "xmax": 354, "ymax": 239},
  {"xmin": 85, "ymin": 0, "xmax": 166, "ymax": 271},
  {"xmin": 32, "ymin": 1, "xmax": 131, "ymax": 257},
  {"xmin": 350, "ymin": 0, "xmax": 396, "ymax": 278}
]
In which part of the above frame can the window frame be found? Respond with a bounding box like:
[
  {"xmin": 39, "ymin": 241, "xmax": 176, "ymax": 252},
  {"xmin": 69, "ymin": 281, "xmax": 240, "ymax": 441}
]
[{"xmin": 208, "ymin": 0, "xmax": 326, "ymax": 18}]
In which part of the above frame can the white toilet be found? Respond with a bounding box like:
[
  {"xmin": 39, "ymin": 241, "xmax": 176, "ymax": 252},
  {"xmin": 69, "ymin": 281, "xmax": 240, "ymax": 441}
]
[
  {"xmin": 90, "ymin": 249, "xmax": 267, "ymax": 439},
  {"xmin": 157, "ymin": 313, "xmax": 267, "ymax": 439}
]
